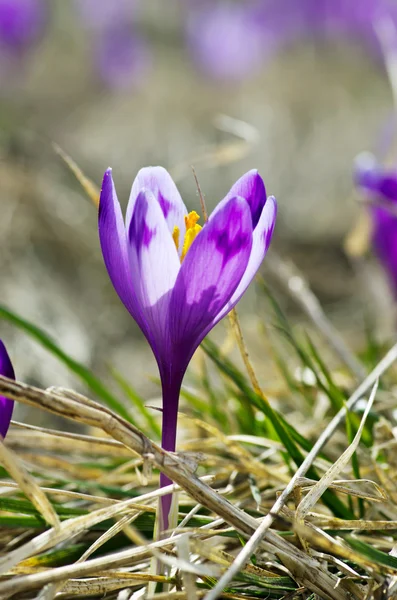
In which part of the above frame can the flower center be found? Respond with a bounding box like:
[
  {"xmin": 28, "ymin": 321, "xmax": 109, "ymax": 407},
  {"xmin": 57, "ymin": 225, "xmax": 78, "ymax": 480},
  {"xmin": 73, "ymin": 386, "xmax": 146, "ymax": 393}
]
[{"xmin": 173, "ymin": 211, "xmax": 202, "ymax": 262}]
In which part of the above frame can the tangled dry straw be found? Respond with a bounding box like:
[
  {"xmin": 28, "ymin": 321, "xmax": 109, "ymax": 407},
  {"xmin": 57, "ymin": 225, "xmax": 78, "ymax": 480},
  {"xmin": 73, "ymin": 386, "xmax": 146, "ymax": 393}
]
[{"xmin": 0, "ymin": 323, "xmax": 395, "ymax": 600}]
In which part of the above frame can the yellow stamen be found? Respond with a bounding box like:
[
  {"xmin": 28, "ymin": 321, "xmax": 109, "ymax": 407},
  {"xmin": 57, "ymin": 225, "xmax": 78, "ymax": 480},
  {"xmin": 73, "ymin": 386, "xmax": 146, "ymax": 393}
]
[
  {"xmin": 172, "ymin": 225, "xmax": 180, "ymax": 251},
  {"xmin": 184, "ymin": 211, "xmax": 200, "ymax": 230},
  {"xmin": 181, "ymin": 211, "xmax": 202, "ymax": 262}
]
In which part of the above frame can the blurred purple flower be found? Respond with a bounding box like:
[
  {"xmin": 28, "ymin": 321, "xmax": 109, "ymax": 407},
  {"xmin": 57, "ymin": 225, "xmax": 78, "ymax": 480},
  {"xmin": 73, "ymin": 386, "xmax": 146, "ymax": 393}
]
[
  {"xmin": 355, "ymin": 153, "xmax": 397, "ymax": 296},
  {"xmin": 75, "ymin": 0, "xmax": 149, "ymax": 90},
  {"xmin": 0, "ymin": 340, "xmax": 15, "ymax": 439},
  {"xmin": 186, "ymin": 0, "xmax": 397, "ymax": 81},
  {"xmin": 92, "ymin": 22, "xmax": 150, "ymax": 90},
  {"xmin": 76, "ymin": 0, "xmax": 135, "ymax": 32},
  {"xmin": 98, "ymin": 166, "xmax": 277, "ymax": 529},
  {"xmin": 269, "ymin": 0, "xmax": 397, "ymax": 53},
  {"xmin": 0, "ymin": 0, "xmax": 45, "ymax": 51},
  {"xmin": 186, "ymin": 1, "xmax": 266, "ymax": 81}
]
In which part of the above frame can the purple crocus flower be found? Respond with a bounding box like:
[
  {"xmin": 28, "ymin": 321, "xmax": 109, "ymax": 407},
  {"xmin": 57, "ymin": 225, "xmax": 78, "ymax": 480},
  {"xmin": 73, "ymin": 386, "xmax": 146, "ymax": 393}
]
[
  {"xmin": 186, "ymin": 0, "xmax": 397, "ymax": 82},
  {"xmin": 92, "ymin": 21, "xmax": 149, "ymax": 91},
  {"xmin": 98, "ymin": 166, "xmax": 277, "ymax": 529},
  {"xmin": 186, "ymin": 1, "xmax": 266, "ymax": 81},
  {"xmin": 0, "ymin": 0, "xmax": 45, "ymax": 52},
  {"xmin": 257, "ymin": 0, "xmax": 397, "ymax": 46},
  {"xmin": 75, "ymin": 0, "xmax": 149, "ymax": 90},
  {"xmin": 0, "ymin": 340, "xmax": 15, "ymax": 439},
  {"xmin": 354, "ymin": 153, "xmax": 397, "ymax": 296},
  {"xmin": 76, "ymin": 0, "xmax": 135, "ymax": 31}
]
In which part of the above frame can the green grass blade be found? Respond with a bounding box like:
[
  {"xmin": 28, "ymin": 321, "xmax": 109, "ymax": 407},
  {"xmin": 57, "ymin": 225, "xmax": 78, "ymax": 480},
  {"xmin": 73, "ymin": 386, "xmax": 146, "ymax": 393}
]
[
  {"xmin": 0, "ymin": 304, "xmax": 132, "ymax": 422},
  {"xmin": 346, "ymin": 536, "xmax": 397, "ymax": 570},
  {"xmin": 109, "ymin": 366, "xmax": 161, "ymax": 438}
]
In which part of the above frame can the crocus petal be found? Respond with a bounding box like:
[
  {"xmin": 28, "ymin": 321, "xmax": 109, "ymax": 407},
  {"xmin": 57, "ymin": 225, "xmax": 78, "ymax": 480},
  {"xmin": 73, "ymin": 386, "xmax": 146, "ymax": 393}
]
[
  {"xmin": 355, "ymin": 153, "xmax": 397, "ymax": 201},
  {"xmin": 208, "ymin": 195, "xmax": 277, "ymax": 330},
  {"xmin": 168, "ymin": 196, "xmax": 253, "ymax": 365},
  {"xmin": 0, "ymin": 340, "xmax": 15, "ymax": 438},
  {"xmin": 371, "ymin": 204, "xmax": 397, "ymax": 296},
  {"xmin": 223, "ymin": 169, "xmax": 267, "ymax": 228},
  {"xmin": 354, "ymin": 154, "xmax": 397, "ymax": 296},
  {"xmin": 128, "ymin": 189, "xmax": 181, "ymax": 353},
  {"xmin": 126, "ymin": 167, "xmax": 188, "ymax": 245},
  {"xmin": 98, "ymin": 169, "xmax": 149, "ymax": 337}
]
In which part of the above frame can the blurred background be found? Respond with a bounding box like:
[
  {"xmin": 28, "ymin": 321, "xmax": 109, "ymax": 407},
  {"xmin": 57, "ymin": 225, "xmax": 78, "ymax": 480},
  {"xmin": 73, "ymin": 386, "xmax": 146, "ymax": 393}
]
[{"xmin": 0, "ymin": 0, "xmax": 396, "ymax": 416}]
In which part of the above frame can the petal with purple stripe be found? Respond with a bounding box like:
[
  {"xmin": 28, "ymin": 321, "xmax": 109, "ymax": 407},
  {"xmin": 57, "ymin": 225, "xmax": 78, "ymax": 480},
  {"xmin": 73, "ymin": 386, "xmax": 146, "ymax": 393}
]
[
  {"xmin": 224, "ymin": 169, "xmax": 267, "ymax": 228},
  {"xmin": 168, "ymin": 196, "xmax": 253, "ymax": 364},
  {"xmin": 208, "ymin": 195, "xmax": 277, "ymax": 330},
  {"xmin": 98, "ymin": 169, "xmax": 149, "ymax": 338},
  {"xmin": 0, "ymin": 340, "xmax": 15, "ymax": 438},
  {"xmin": 126, "ymin": 167, "xmax": 188, "ymax": 246},
  {"xmin": 128, "ymin": 189, "xmax": 180, "ymax": 354},
  {"xmin": 212, "ymin": 170, "xmax": 267, "ymax": 228}
]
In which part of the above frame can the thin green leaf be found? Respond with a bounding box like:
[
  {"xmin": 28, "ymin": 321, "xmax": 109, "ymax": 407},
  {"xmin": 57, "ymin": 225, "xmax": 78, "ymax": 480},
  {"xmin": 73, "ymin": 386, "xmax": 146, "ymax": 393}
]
[
  {"xmin": 0, "ymin": 305, "xmax": 132, "ymax": 422},
  {"xmin": 109, "ymin": 366, "xmax": 161, "ymax": 438}
]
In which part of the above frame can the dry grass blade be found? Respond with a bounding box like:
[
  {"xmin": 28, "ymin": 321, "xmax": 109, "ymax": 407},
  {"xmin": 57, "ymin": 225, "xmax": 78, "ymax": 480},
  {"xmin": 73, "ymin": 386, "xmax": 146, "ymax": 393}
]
[
  {"xmin": 176, "ymin": 534, "xmax": 199, "ymax": 600},
  {"xmin": 11, "ymin": 420, "xmax": 127, "ymax": 448},
  {"xmin": 46, "ymin": 514, "xmax": 143, "ymax": 599},
  {"xmin": 54, "ymin": 572, "xmax": 170, "ymax": 597},
  {"xmin": 0, "ymin": 437, "xmax": 60, "ymax": 529},
  {"xmin": 294, "ymin": 512, "xmax": 397, "ymax": 531},
  {"xmin": 171, "ymin": 115, "xmax": 259, "ymax": 182},
  {"xmin": 296, "ymin": 380, "xmax": 378, "ymax": 520},
  {"xmin": 8, "ymin": 422, "xmax": 133, "ymax": 458},
  {"xmin": 0, "ymin": 480, "xmax": 118, "ymax": 504},
  {"xmin": 0, "ymin": 531, "xmax": 215, "ymax": 595},
  {"xmin": 52, "ymin": 142, "xmax": 100, "ymax": 206},
  {"xmin": 80, "ymin": 515, "xmax": 144, "ymax": 563},
  {"xmin": 0, "ymin": 479, "xmax": 175, "ymax": 575},
  {"xmin": 294, "ymin": 477, "xmax": 387, "ymax": 502},
  {"xmin": 228, "ymin": 308, "xmax": 262, "ymax": 396},
  {"xmin": 294, "ymin": 520, "xmax": 388, "ymax": 575}
]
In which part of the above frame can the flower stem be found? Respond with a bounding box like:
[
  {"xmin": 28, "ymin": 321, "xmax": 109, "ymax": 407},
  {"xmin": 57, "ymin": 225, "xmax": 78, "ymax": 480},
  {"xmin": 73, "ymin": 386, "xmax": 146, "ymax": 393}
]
[{"xmin": 158, "ymin": 373, "xmax": 183, "ymax": 534}]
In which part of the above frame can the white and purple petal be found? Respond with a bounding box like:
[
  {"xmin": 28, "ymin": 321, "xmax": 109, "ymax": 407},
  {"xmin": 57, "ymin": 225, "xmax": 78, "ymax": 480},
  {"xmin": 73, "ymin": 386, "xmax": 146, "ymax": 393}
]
[
  {"xmin": 208, "ymin": 194, "xmax": 277, "ymax": 330},
  {"xmin": 223, "ymin": 169, "xmax": 268, "ymax": 228},
  {"xmin": 168, "ymin": 195, "xmax": 253, "ymax": 366},
  {"xmin": 126, "ymin": 167, "xmax": 188, "ymax": 250},
  {"xmin": 0, "ymin": 340, "xmax": 15, "ymax": 438},
  {"xmin": 98, "ymin": 169, "xmax": 150, "ymax": 338},
  {"xmin": 127, "ymin": 189, "xmax": 181, "ymax": 355},
  {"xmin": 212, "ymin": 169, "xmax": 268, "ymax": 229}
]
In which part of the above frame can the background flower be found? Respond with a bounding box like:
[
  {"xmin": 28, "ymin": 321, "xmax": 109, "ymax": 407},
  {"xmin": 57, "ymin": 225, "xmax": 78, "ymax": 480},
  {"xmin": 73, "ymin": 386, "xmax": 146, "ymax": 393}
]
[
  {"xmin": 185, "ymin": 0, "xmax": 397, "ymax": 81},
  {"xmin": 0, "ymin": 0, "xmax": 46, "ymax": 52},
  {"xmin": 186, "ymin": 1, "xmax": 266, "ymax": 81},
  {"xmin": 76, "ymin": 0, "xmax": 150, "ymax": 90},
  {"xmin": 0, "ymin": 340, "xmax": 15, "ymax": 439},
  {"xmin": 355, "ymin": 153, "xmax": 397, "ymax": 296}
]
